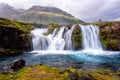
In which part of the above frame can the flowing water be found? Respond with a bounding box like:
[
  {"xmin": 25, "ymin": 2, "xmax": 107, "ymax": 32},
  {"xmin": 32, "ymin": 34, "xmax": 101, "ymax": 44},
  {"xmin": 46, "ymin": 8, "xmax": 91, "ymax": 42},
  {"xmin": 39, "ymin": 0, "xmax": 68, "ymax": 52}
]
[
  {"xmin": 80, "ymin": 25, "xmax": 102, "ymax": 50},
  {"xmin": 0, "ymin": 25, "xmax": 120, "ymax": 72}
]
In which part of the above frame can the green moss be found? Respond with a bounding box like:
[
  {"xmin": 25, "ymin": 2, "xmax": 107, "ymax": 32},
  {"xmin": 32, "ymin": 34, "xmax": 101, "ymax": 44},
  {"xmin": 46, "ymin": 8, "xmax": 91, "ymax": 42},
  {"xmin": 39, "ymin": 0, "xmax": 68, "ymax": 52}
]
[
  {"xmin": 90, "ymin": 72, "xmax": 116, "ymax": 80},
  {"xmin": 0, "ymin": 18, "xmax": 34, "ymax": 33},
  {"xmin": 12, "ymin": 65, "xmax": 70, "ymax": 80},
  {"xmin": 0, "ymin": 65, "xmax": 120, "ymax": 80},
  {"xmin": 93, "ymin": 21, "xmax": 120, "ymax": 50},
  {"xmin": 72, "ymin": 25, "xmax": 82, "ymax": 49},
  {"xmin": 44, "ymin": 22, "xmax": 60, "ymax": 35}
]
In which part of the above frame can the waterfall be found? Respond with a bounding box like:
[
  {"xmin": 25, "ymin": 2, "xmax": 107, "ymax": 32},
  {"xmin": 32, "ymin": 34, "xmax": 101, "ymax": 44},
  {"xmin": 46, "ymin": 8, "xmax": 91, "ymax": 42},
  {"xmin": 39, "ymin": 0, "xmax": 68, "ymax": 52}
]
[
  {"xmin": 31, "ymin": 25, "xmax": 102, "ymax": 51},
  {"xmin": 64, "ymin": 26, "xmax": 75, "ymax": 50},
  {"xmin": 31, "ymin": 26, "xmax": 75, "ymax": 51},
  {"xmin": 48, "ymin": 27, "xmax": 65, "ymax": 50},
  {"xmin": 80, "ymin": 25, "xmax": 102, "ymax": 50},
  {"xmin": 31, "ymin": 28, "xmax": 50, "ymax": 50}
]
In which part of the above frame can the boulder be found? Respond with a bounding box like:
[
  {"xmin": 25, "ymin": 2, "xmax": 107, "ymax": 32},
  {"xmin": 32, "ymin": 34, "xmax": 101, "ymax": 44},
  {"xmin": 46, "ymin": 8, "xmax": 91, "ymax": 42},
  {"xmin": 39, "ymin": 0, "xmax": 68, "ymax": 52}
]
[
  {"xmin": 69, "ymin": 72, "xmax": 79, "ymax": 80},
  {"xmin": 80, "ymin": 73, "xmax": 96, "ymax": 80},
  {"xmin": 9, "ymin": 59, "xmax": 25, "ymax": 71}
]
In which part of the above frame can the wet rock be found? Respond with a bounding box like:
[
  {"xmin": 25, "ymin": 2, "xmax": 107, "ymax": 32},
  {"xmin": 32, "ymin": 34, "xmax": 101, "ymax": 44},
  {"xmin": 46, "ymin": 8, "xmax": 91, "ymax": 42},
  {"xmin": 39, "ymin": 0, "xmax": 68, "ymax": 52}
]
[
  {"xmin": 69, "ymin": 72, "xmax": 79, "ymax": 80},
  {"xmin": 9, "ymin": 59, "xmax": 25, "ymax": 71},
  {"xmin": 80, "ymin": 73, "xmax": 96, "ymax": 80}
]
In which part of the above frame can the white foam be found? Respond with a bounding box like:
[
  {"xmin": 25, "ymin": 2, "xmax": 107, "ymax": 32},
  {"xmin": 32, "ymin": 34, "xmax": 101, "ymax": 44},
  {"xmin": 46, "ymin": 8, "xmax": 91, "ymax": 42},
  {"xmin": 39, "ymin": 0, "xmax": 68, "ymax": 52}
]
[
  {"xmin": 75, "ymin": 50, "xmax": 120, "ymax": 56},
  {"xmin": 30, "ymin": 50, "xmax": 71, "ymax": 55}
]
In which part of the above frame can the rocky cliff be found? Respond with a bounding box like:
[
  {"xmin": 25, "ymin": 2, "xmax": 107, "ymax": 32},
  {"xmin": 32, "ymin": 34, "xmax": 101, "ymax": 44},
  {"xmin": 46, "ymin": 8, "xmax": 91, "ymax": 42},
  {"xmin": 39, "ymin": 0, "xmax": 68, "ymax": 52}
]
[
  {"xmin": 94, "ymin": 21, "xmax": 120, "ymax": 51},
  {"xmin": 0, "ymin": 18, "xmax": 33, "ymax": 55}
]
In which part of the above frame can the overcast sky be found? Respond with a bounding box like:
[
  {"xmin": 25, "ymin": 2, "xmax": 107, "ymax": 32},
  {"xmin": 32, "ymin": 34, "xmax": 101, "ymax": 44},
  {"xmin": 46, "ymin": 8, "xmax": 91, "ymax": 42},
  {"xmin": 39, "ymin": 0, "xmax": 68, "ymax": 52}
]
[{"xmin": 0, "ymin": 0, "xmax": 120, "ymax": 22}]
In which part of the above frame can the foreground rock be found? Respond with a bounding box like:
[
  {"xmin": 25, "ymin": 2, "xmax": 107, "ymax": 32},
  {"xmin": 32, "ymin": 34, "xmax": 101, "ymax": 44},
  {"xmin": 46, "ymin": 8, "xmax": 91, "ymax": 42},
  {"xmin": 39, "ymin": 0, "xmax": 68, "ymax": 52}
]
[
  {"xmin": 80, "ymin": 73, "xmax": 96, "ymax": 80},
  {"xmin": 69, "ymin": 72, "xmax": 79, "ymax": 80},
  {"xmin": 9, "ymin": 59, "xmax": 25, "ymax": 71}
]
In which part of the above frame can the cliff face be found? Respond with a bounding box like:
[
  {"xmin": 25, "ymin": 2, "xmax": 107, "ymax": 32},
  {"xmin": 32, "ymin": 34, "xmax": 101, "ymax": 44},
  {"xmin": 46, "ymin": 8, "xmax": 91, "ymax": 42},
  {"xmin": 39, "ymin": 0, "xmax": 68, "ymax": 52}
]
[
  {"xmin": 0, "ymin": 18, "xmax": 33, "ymax": 55},
  {"xmin": 94, "ymin": 21, "xmax": 120, "ymax": 51}
]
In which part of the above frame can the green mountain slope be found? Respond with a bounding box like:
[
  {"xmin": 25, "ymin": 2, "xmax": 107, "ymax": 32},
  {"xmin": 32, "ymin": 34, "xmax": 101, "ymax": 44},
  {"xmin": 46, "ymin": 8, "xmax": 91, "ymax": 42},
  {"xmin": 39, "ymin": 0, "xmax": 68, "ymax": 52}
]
[{"xmin": 0, "ymin": 3, "xmax": 84, "ymax": 24}]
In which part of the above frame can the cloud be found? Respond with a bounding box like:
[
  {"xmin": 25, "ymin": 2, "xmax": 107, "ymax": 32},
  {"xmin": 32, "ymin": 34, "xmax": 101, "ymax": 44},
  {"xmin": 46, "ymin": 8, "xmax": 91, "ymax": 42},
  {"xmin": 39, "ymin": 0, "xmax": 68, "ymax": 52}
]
[{"xmin": 0, "ymin": 0, "xmax": 120, "ymax": 22}]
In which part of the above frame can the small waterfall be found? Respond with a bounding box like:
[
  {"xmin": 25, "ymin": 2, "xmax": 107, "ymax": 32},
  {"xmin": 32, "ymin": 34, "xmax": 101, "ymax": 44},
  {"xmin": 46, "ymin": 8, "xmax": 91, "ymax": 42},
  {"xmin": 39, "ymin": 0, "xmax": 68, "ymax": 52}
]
[
  {"xmin": 31, "ymin": 26, "xmax": 75, "ymax": 51},
  {"xmin": 48, "ymin": 27, "xmax": 65, "ymax": 50},
  {"xmin": 80, "ymin": 25, "xmax": 102, "ymax": 50},
  {"xmin": 64, "ymin": 26, "xmax": 75, "ymax": 50},
  {"xmin": 31, "ymin": 28, "xmax": 50, "ymax": 50}
]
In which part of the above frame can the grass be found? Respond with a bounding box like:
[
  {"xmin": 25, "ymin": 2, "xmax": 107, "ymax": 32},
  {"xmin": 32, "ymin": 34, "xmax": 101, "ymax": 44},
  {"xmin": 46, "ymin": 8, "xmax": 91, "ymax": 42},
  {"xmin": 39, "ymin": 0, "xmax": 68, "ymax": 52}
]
[
  {"xmin": 0, "ymin": 17, "xmax": 34, "ymax": 33},
  {"xmin": 0, "ymin": 65, "xmax": 119, "ymax": 80}
]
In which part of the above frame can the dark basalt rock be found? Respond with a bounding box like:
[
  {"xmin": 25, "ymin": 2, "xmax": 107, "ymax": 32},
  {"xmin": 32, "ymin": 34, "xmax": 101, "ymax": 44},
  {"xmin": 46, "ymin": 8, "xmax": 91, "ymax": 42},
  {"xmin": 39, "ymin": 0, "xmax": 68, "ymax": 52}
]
[
  {"xmin": 9, "ymin": 59, "xmax": 25, "ymax": 71},
  {"xmin": 69, "ymin": 72, "xmax": 79, "ymax": 80},
  {"xmin": 0, "ymin": 27, "xmax": 31, "ymax": 55},
  {"xmin": 80, "ymin": 73, "xmax": 96, "ymax": 80}
]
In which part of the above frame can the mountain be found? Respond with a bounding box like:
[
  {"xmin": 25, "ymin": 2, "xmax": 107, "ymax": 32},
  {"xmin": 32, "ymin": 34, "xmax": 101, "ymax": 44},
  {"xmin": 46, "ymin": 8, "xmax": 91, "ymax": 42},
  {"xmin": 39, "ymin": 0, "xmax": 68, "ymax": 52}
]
[
  {"xmin": 0, "ymin": 3, "xmax": 84, "ymax": 24},
  {"xmin": 28, "ymin": 6, "xmax": 73, "ymax": 17},
  {"xmin": 0, "ymin": 3, "xmax": 19, "ymax": 19}
]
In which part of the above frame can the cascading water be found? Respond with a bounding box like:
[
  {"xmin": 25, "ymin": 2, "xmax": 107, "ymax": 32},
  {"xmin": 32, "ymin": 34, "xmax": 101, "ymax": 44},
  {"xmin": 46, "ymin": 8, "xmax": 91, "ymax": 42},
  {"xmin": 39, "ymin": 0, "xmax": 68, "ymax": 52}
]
[
  {"xmin": 48, "ymin": 27, "xmax": 65, "ymax": 50},
  {"xmin": 64, "ymin": 26, "xmax": 75, "ymax": 50},
  {"xmin": 31, "ymin": 26, "xmax": 75, "ymax": 51},
  {"xmin": 31, "ymin": 25, "xmax": 103, "ymax": 51},
  {"xmin": 80, "ymin": 25, "xmax": 102, "ymax": 50},
  {"xmin": 31, "ymin": 28, "xmax": 50, "ymax": 50}
]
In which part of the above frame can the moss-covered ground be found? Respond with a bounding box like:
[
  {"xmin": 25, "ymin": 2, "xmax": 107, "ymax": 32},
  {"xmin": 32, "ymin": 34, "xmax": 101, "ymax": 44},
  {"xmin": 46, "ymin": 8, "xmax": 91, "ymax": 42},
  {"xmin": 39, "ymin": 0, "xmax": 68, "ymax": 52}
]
[
  {"xmin": 0, "ymin": 17, "xmax": 34, "ymax": 33},
  {"xmin": 0, "ymin": 65, "xmax": 119, "ymax": 80}
]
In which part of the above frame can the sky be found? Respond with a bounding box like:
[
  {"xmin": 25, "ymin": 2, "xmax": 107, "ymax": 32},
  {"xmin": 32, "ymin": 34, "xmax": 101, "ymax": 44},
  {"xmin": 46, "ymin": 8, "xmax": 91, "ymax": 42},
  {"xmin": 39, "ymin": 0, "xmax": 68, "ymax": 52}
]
[{"xmin": 0, "ymin": 0, "xmax": 120, "ymax": 22}]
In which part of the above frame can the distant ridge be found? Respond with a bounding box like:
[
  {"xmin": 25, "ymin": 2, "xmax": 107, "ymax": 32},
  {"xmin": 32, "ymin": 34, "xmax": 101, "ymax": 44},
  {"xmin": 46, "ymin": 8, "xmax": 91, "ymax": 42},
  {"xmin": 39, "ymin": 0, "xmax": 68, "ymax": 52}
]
[{"xmin": 0, "ymin": 3, "xmax": 84, "ymax": 24}]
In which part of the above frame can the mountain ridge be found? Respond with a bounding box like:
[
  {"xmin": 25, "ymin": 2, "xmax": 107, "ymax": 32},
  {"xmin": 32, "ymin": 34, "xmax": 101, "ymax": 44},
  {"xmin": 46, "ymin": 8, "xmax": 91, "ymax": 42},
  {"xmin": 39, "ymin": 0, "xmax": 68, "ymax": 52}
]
[{"xmin": 0, "ymin": 3, "xmax": 84, "ymax": 24}]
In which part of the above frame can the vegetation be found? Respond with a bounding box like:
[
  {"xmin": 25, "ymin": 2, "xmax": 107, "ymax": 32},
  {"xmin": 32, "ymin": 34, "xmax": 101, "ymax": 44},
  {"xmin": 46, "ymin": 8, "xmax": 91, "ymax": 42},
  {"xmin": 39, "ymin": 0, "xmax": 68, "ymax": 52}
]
[
  {"xmin": 72, "ymin": 25, "xmax": 82, "ymax": 49},
  {"xmin": 0, "ymin": 3, "xmax": 84, "ymax": 25},
  {"xmin": 93, "ymin": 21, "xmax": 120, "ymax": 51},
  {"xmin": 0, "ymin": 65, "xmax": 119, "ymax": 80},
  {"xmin": 17, "ymin": 11, "xmax": 83, "ymax": 25},
  {"xmin": 0, "ymin": 18, "xmax": 33, "ymax": 55},
  {"xmin": 44, "ymin": 22, "xmax": 61, "ymax": 35},
  {"xmin": 0, "ymin": 17, "xmax": 34, "ymax": 33}
]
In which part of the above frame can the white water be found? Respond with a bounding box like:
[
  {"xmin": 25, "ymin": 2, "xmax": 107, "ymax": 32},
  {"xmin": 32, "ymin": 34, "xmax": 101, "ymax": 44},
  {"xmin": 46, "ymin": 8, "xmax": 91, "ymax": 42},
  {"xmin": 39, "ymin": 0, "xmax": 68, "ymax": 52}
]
[
  {"xmin": 31, "ymin": 25, "xmax": 120, "ymax": 56},
  {"xmin": 31, "ymin": 25, "xmax": 103, "ymax": 51},
  {"xmin": 31, "ymin": 28, "xmax": 50, "ymax": 50},
  {"xmin": 80, "ymin": 25, "xmax": 102, "ymax": 50},
  {"xmin": 48, "ymin": 27, "xmax": 65, "ymax": 50},
  {"xmin": 31, "ymin": 26, "xmax": 75, "ymax": 51},
  {"xmin": 64, "ymin": 26, "xmax": 75, "ymax": 50}
]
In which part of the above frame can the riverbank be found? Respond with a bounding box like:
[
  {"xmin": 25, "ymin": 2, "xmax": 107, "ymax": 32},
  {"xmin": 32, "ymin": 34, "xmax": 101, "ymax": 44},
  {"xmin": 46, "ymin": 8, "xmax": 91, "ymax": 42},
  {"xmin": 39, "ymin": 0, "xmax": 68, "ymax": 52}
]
[{"xmin": 0, "ymin": 64, "xmax": 120, "ymax": 80}]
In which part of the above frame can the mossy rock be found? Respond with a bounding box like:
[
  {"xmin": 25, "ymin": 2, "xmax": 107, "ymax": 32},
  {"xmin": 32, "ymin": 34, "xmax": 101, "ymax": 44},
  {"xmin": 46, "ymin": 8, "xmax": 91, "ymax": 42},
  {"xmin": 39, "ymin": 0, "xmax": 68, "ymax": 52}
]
[
  {"xmin": 93, "ymin": 21, "xmax": 120, "ymax": 51},
  {"xmin": 0, "ymin": 18, "xmax": 33, "ymax": 55},
  {"xmin": 44, "ymin": 22, "xmax": 61, "ymax": 35},
  {"xmin": 72, "ymin": 24, "xmax": 82, "ymax": 49}
]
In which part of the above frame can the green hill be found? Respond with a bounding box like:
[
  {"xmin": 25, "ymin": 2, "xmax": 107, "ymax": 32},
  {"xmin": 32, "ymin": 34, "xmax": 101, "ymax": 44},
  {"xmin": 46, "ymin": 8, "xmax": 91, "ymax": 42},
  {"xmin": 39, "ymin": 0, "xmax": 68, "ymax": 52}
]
[{"xmin": 0, "ymin": 3, "xmax": 84, "ymax": 25}]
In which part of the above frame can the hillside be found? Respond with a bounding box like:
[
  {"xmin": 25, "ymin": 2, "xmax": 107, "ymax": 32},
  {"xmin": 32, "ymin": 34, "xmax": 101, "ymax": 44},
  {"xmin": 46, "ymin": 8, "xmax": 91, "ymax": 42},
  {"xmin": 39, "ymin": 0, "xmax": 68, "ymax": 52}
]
[{"xmin": 0, "ymin": 3, "xmax": 84, "ymax": 24}]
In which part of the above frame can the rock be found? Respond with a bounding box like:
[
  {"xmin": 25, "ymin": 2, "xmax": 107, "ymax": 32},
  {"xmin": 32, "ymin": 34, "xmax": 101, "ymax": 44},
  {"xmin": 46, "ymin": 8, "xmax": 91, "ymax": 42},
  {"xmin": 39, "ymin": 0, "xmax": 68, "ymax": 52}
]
[
  {"xmin": 9, "ymin": 59, "xmax": 25, "ymax": 71},
  {"xmin": 69, "ymin": 72, "xmax": 79, "ymax": 80},
  {"xmin": 72, "ymin": 24, "xmax": 82, "ymax": 49},
  {"xmin": 80, "ymin": 73, "xmax": 96, "ymax": 80}
]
